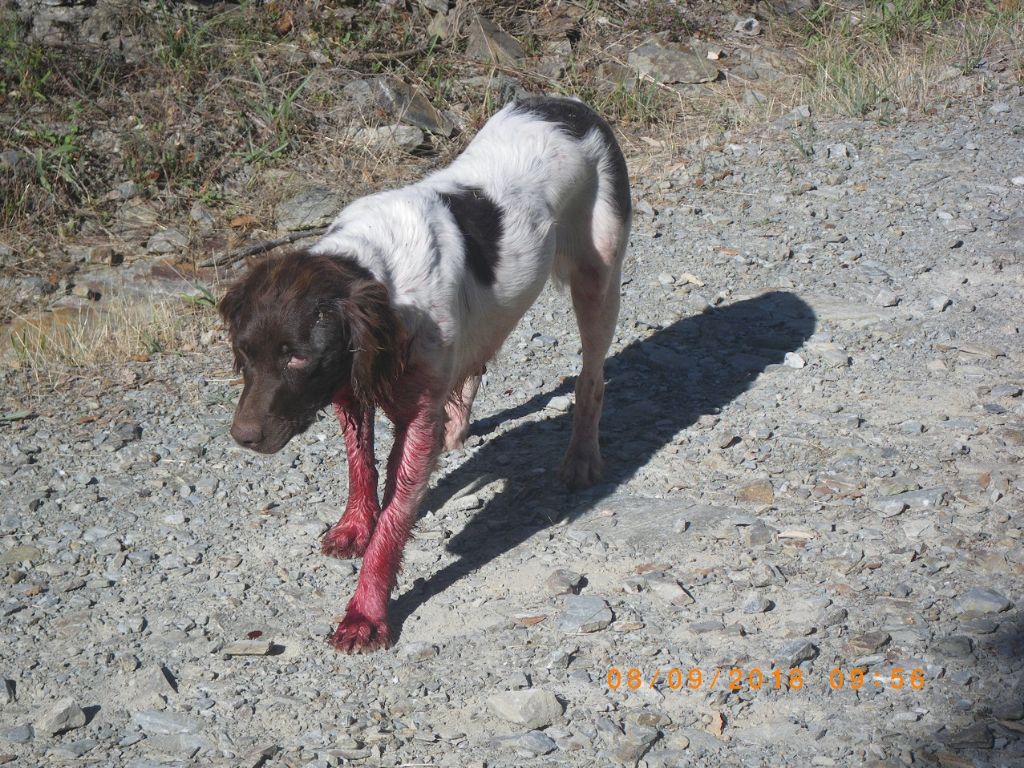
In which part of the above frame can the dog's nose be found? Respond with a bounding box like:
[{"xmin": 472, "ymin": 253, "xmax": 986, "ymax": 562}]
[{"xmin": 230, "ymin": 420, "xmax": 264, "ymax": 448}]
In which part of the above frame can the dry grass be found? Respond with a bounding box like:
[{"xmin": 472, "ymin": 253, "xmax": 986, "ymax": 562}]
[
  {"xmin": 4, "ymin": 296, "xmax": 219, "ymax": 386},
  {"xmin": 781, "ymin": 0, "xmax": 1024, "ymax": 117}
]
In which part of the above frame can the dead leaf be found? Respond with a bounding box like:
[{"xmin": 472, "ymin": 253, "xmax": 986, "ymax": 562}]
[
  {"xmin": 273, "ymin": 10, "xmax": 294, "ymax": 36},
  {"xmin": 517, "ymin": 615, "xmax": 546, "ymax": 626},
  {"xmin": 230, "ymin": 215, "xmax": 259, "ymax": 230}
]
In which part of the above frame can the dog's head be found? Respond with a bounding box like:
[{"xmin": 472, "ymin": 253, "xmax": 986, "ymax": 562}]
[{"xmin": 218, "ymin": 250, "xmax": 404, "ymax": 454}]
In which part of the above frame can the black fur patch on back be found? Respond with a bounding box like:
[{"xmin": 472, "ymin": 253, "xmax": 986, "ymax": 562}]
[
  {"xmin": 439, "ymin": 186, "xmax": 504, "ymax": 287},
  {"xmin": 514, "ymin": 96, "xmax": 632, "ymax": 220}
]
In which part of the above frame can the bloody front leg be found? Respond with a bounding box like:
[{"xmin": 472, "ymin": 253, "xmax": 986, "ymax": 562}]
[
  {"xmin": 329, "ymin": 387, "xmax": 443, "ymax": 652},
  {"xmin": 322, "ymin": 391, "xmax": 380, "ymax": 559}
]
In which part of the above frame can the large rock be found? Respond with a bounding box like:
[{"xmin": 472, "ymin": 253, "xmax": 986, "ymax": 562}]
[
  {"xmin": 274, "ymin": 187, "xmax": 342, "ymax": 231},
  {"xmin": 466, "ymin": 14, "xmax": 525, "ymax": 66},
  {"xmin": 629, "ymin": 41, "xmax": 720, "ymax": 84},
  {"xmin": 350, "ymin": 125, "xmax": 426, "ymax": 154},
  {"xmin": 557, "ymin": 595, "xmax": 613, "ymax": 633},
  {"xmin": 952, "ymin": 588, "xmax": 1011, "ymax": 617},
  {"xmin": 34, "ymin": 697, "xmax": 86, "ymax": 736},
  {"xmin": 342, "ymin": 77, "xmax": 455, "ymax": 137},
  {"xmin": 486, "ymin": 689, "xmax": 562, "ymax": 729}
]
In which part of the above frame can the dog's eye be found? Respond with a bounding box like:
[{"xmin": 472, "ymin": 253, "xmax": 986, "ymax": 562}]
[{"xmin": 287, "ymin": 355, "xmax": 309, "ymax": 369}]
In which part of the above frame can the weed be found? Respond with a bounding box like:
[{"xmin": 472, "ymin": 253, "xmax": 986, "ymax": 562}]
[{"xmin": 5, "ymin": 297, "xmax": 217, "ymax": 377}]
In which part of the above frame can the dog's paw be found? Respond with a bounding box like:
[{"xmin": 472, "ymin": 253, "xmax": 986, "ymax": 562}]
[
  {"xmin": 328, "ymin": 609, "xmax": 393, "ymax": 653},
  {"xmin": 321, "ymin": 521, "xmax": 372, "ymax": 559},
  {"xmin": 560, "ymin": 448, "xmax": 604, "ymax": 489}
]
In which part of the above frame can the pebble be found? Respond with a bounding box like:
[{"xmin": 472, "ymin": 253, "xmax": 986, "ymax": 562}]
[
  {"xmin": 783, "ymin": 352, "xmax": 806, "ymax": 368},
  {"xmin": 33, "ymin": 697, "xmax": 86, "ymax": 736},
  {"xmin": 0, "ymin": 725, "xmax": 33, "ymax": 744},
  {"xmin": 545, "ymin": 569, "xmax": 583, "ymax": 595},
  {"xmin": 515, "ymin": 729, "xmax": 557, "ymax": 756},
  {"xmin": 546, "ymin": 395, "xmax": 572, "ymax": 413},
  {"xmin": 222, "ymin": 639, "xmax": 274, "ymax": 656},
  {"xmin": 872, "ymin": 289, "xmax": 900, "ymax": 307},
  {"xmin": 557, "ymin": 595, "xmax": 612, "ymax": 633},
  {"xmin": 847, "ymin": 631, "xmax": 890, "ymax": 654},
  {"xmin": 776, "ymin": 640, "xmax": 818, "ymax": 668},
  {"xmin": 741, "ymin": 592, "xmax": 773, "ymax": 613},
  {"xmin": 48, "ymin": 738, "xmax": 98, "ymax": 758},
  {"xmin": 131, "ymin": 710, "xmax": 200, "ymax": 736},
  {"xmin": 951, "ymin": 587, "xmax": 1011, "ymax": 617},
  {"xmin": 398, "ymin": 641, "xmax": 439, "ymax": 662},
  {"xmin": 486, "ymin": 690, "xmax": 562, "ymax": 729}
]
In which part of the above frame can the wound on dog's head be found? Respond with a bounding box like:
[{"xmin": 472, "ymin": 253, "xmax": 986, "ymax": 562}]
[{"xmin": 218, "ymin": 249, "xmax": 403, "ymax": 454}]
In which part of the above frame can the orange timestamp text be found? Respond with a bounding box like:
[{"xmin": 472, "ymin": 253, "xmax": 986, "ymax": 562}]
[{"xmin": 606, "ymin": 666, "xmax": 927, "ymax": 692}]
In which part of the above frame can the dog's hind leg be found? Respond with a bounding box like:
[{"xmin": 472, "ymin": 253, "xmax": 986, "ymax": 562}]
[
  {"xmin": 560, "ymin": 204, "xmax": 629, "ymax": 488},
  {"xmin": 322, "ymin": 394, "xmax": 380, "ymax": 559},
  {"xmin": 443, "ymin": 371, "xmax": 482, "ymax": 451}
]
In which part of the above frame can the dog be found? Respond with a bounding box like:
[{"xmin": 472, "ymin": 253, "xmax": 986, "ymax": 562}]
[{"xmin": 218, "ymin": 96, "xmax": 631, "ymax": 652}]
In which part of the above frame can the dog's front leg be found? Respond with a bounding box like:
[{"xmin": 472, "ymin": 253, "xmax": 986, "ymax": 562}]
[
  {"xmin": 322, "ymin": 392, "xmax": 380, "ymax": 559},
  {"xmin": 328, "ymin": 388, "xmax": 443, "ymax": 653}
]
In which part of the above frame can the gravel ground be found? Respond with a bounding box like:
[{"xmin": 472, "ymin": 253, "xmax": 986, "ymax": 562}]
[{"xmin": 2, "ymin": 90, "xmax": 1023, "ymax": 768}]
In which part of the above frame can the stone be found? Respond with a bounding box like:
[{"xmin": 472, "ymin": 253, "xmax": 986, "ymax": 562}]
[
  {"xmin": 275, "ymin": 187, "xmax": 342, "ymax": 231},
  {"xmin": 466, "ymin": 14, "xmax": 524, "ymax": 66},
  {"xmin": 872, "ymin": 289, "xmax": 900, "ymax": 307},
  {"xmin": 131, "ymin": 710, "xmax": 199, "ymax": 736},
  {"xmin": 189, "ymin": 202, "xmax": 216, "ymax": 234},
  {"xmin": 0, "ymin": 724, "xmax": 32, "ymax": 744},
  {"xmin": 741, "ymin": 592, "xmax": 773, "ymax": 613},
  {"xmin": 628, "ymin": 41, "xmax": 720, "ymax": 84},
  {"xmin": 783, "ymin": 351, "xmax": 806, "ymax": 368},
  {"xmin": 644, "ymin": 573, "xmax": 694, "ymax": 606},
  {"xmin": 734, "ymin": 18, "xmax": 761, "ymax": 35},
  {"xmin": 0, "ymin": 545, "xmax": 42, "ymax": 565},
  {"xmin": 933, "ymin": 635, "xmax": 973, "ymax": 658},
  {"xmin": 350, "ymin": 124, "xmax": 425, "ymax": 153},
  {"xmin": 146, "ymin": 228, "xmax": 188, "ymax": 254},
  {"xmin": 609, "ymin": 725, "xmax": 659, "ymax": 763},
  {"xmin": 344, "ymin": 77, "xmax": 454, "ymax": 136},
  {"xmin": 547, "ymin": 395, "xmax": 572, "ymax": 413},
  {"xmin": 872, "ymin": 488, "xmax": 945, "ymax": 516},
  {"xmin": 848, "ymin": 631, "xmax": 890, "ymax": 654},
  {"xmin": 944, "ymin": 723, "xmax": 993, "ymax": 749},
  {"xmin": 546, "ymin": 569, "xmax": 583, "ymax": 595},
  {"xmin": 49, "ymin": 738, "xmax": 98, "ymax": 758},
  {"xmin": 34, "ymin": 697, "xmax": 86, "ymax": 736},
  {"xmin": 776, "ymin": 640, "xmax": 818, "ymax": 668},
  {"xmin": 223, "ymin": 639, "xmax": 274, "ymax": 656},
  {"xmin": 398, "ymin": 641, "xmax": 438, "ymax": 662},
  {"xmin": 951, "ymin": 588, "xmax": 1011, "ymax": 617},
  {"xmin": 737, "ymin": 479, "xmax": 774, "ymax": 504},
  {"xmin": 486, "ymin": 689, "xmax": 562, "ymax": 729},
  {"xmin": 515, "ymin": 729, "xmax": 557, "ymax": 756},
  {"xmin": 557, "ymin": 595, "xmax": 612, "ymax": 633}
]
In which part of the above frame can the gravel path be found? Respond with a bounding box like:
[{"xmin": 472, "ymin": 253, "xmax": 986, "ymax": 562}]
[{"xmin": 2, "ymin": 92, "xmax": 1023, "ymax": 767}]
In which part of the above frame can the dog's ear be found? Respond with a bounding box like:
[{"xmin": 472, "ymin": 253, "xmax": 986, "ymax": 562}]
[
  {"xmin": 218, "ymin": 277, "xmax": 249, "ymax": 336},
  {"xmin": 342, "ymin": 277, "xmax": 405, "ymax": 408}
]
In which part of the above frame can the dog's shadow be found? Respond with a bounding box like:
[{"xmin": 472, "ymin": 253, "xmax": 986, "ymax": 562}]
[{"xmin": 390, "ymin": 290, "xmax": 816, "ymax": 633}]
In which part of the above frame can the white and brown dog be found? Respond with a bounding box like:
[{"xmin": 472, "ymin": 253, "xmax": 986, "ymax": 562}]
[{"xmin": 219, "ymin": 96, "xmax": 631, "ymax": 652}]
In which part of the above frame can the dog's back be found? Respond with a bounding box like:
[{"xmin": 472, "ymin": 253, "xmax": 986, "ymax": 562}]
[{"xmin": 313, "ymin": 96, "xmax": 631, "ymax": 386}]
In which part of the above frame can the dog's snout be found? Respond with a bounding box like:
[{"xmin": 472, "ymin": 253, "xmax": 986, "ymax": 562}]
[{"xmin": 230, "ymin": 419, "xmax": 264, "ymax": 448}]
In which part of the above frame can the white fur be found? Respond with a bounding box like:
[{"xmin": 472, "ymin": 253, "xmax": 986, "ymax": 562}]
[{"xmin": 309, "ymin": 98, "xmax": 630, "ymax": 395}]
